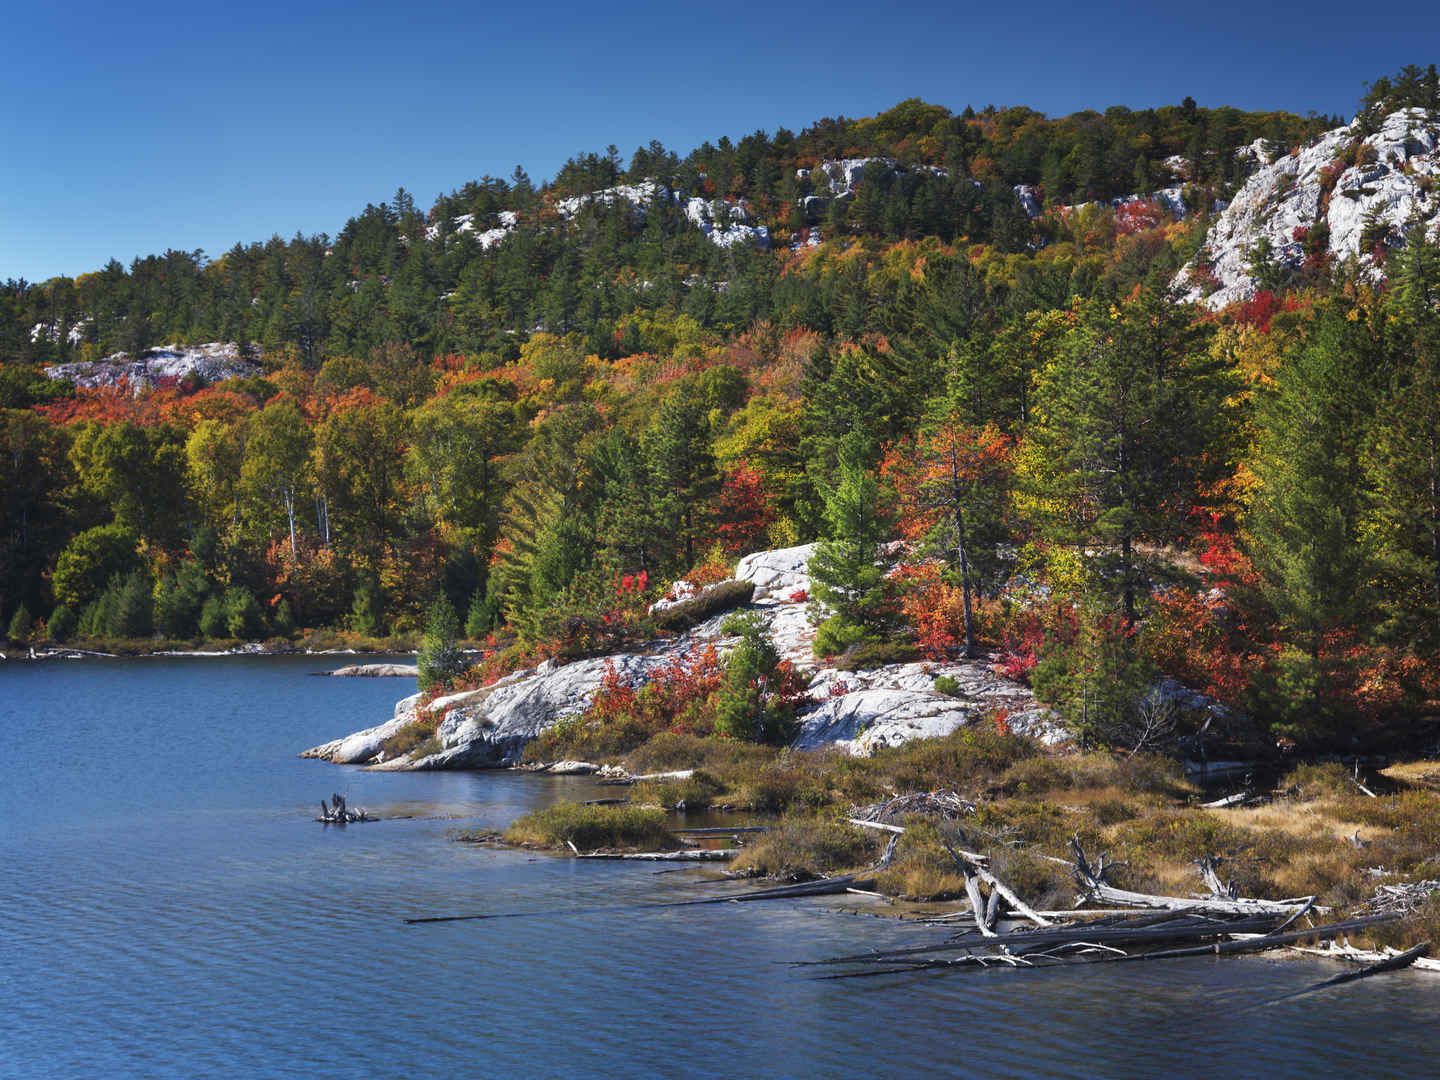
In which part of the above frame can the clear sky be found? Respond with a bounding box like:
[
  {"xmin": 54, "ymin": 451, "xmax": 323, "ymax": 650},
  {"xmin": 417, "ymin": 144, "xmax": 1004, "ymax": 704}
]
[{"xmin": 3, "ymin": 0, "xmax": 1437, "ymax": 282}]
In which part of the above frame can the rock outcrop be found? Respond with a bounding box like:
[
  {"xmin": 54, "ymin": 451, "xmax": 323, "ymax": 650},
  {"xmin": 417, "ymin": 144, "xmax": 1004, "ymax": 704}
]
[
  {"xmin": 1176, "ymin": 107, "xmax": 1440, "ymax": 309},
  {"xmin": 301, "ymin": 543, "xmax": 1059, "ymax": 770},
  {"xmin": 426, "ymin": 181, "xmax": 770, "ymax": 252},
  {"xmin": 44, "ymin": 342, "xmax": 260, "ymax": 394}
]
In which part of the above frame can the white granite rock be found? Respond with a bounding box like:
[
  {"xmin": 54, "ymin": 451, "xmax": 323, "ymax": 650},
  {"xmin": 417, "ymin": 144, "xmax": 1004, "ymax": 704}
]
[
  {"xmin": 1176, "ymin": 108, "xmax": 1440, "ymax": 309},
  {"xmin": 44, "ymin": 342, "xmax": 259, "ymax": 394}
]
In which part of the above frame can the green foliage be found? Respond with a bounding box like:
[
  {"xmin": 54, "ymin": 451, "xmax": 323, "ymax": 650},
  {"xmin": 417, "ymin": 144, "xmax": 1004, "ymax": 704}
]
[
  {"xmin": 53, "ymin": 524, "xmax": 142, "ymax": 611},
  {"xmin": 199, "ymin": 594, "xmax": 228, "ymax": 639},
  {"xmin": 713, "ymin": 612, "xmax": 798, "ymax": 744},
  {"xmin": 833, "ymin": 640, "xmax": 923, "ymax": 670},
  {"xmin": 417, "ymin": 594, "xmax": 465, "ymax": 692},
  {"xmin": 222, "ymin": 586, "xmax": 264, "ymax": 639},
  {"xmin": 933, "ymin": 674, "xmax": 960, "ymax": 697},
  {"xmin": 350, "ymin": 579, "xmax": 385, "ymax": 636},
  {"xmin": 47, "ymin": 605, "xmax": 77, "ymax": 642},
  {"xmin": 80, "ymin": 570, "xmax": 154, "ymax": 639},
  {"xmin": 153, "ymin": 560, "xmax": 211, "ymax": 638}
]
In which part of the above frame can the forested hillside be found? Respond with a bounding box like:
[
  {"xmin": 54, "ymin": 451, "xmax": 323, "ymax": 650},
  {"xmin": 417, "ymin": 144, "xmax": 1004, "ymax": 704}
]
[{"xmin": 5, "ymin": 70, "xmax": 1440, "ymax": 749}]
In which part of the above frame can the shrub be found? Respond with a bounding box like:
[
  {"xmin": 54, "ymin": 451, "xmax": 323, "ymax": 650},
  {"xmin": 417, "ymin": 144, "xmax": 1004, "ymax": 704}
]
[
  {"xmin": 933, "ymin": 675, "xmax": 961, "ymax": 697},
  {"xmin": 223, "ymin": 586, "xmax": 264, "ymax": 639},
  {"xmin": 199, "ymin": 594, "xmax": 227, "ymax": 638},
  {"xmin": 712, "ymin": 612, "xmax": 810, "ymax": 744},
  {"xmin": 833, "ymin": 639, "xmax": 921, "ymax": 670}
]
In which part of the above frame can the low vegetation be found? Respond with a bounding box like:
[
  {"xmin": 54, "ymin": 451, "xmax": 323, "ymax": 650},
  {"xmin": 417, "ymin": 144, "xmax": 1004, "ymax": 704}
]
[{"xmin": 502, "ymin": 803, "xmax": 675, "ymax": 852}]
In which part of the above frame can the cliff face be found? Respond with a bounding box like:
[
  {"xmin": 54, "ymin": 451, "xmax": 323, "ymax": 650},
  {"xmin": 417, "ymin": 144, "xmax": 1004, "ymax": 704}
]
[
  {"xmin": 1176, "ymin": 108, "xmax": 1440, "ymax": 309},
  {"xmin": 300, "ymin": 544, "xmax": 1056, "ymax": 770}
]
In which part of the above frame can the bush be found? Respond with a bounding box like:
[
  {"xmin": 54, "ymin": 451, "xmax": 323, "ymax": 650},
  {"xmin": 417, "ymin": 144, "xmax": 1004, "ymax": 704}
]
[
  {"xmin": 812, "ymin": 614, "xmax": 874, "ymax": 658},
  {"xmin": 502, "ymin": 802, "xmax": 675, "ymax": 851},
  {"xmin": 652, "ymin": 579, "xmax": 755, "ymax": 633},
  {"xmin": 81, "ymin": 571, "xmax": 153, "ymax": 639},
  {"xmin": 153, "ymin": 560, "xmax": 210, "ymax": 638},
  {"xmin": 712, "ymin": 612, "xmax": 808, "ymax": 744},
  {"xmin": 933, "ymin": 675, "xmax": 961, "ymax": 697},
  {"xmin": 834, "ymin": 640, "xmax": 922, "ymax": 670}
]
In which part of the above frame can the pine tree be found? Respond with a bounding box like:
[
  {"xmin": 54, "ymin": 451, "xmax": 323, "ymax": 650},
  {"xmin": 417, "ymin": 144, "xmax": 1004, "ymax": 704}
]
[
  {"xmin": 1027, "ymin": 290, "xmax": 1229, "ymax": 625},
  {"xmin": 807, "ymin": 434, "xmax": 896, "ymax": 655},
  {"xmin": 1249, "ymin": 304, "xmax": 1391, "ymax": 735},
  {"xmin": 418, "ymin": 594, "xmax": 465, "ymax": 692}
]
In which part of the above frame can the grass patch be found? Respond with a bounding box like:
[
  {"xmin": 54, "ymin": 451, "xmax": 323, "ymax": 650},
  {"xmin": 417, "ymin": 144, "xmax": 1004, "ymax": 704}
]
[{"xmin": 502, "ymin": 802, "xmax": 676, "ymax": 852}]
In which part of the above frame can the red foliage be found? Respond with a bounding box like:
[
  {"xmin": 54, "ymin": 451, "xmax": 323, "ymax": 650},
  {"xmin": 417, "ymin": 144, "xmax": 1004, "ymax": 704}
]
[
  {"xmin": 716, "ymin": 459, "xmax": 777, "ymax": 554},
  {"xmin": 995, "ymin": 617, "xmax": 1044, "ymax": 684},
  {"xmin": 787, "ymin": 588, "xmax": 808, "ymax": 604},
  {"xmin": 1114, "ymin": 199, "xmax": 1164, "ymax": 236}
]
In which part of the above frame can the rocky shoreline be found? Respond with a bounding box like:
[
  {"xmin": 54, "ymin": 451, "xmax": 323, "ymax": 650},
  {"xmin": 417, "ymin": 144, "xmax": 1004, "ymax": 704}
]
[{"xmin": 301, "ymin": 545, "xmax": 1060, "ymax": 770}]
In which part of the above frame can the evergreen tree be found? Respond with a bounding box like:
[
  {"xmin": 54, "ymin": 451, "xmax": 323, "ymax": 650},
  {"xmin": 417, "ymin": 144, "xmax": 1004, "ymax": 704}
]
[
  {"xmin": 418, "ymin": 594, "xmax": 466, "ymax": 692},
  {"xmin": 1248, "ymin": 304, "xmax": 1391, "ymax": 735},
  {"xmin": 1027, "ymin": 290, "xmax": 1229, "ymax": 624},
  {"xmin": 807, "ymin": 434, "xmax": 896, "ymax": 655}
]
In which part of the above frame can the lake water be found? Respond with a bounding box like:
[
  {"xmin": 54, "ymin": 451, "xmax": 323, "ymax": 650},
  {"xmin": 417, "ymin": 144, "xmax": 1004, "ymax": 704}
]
[{"xmin": 3, "ymin": 656, "xmax": 1439, "ymax": 1079}]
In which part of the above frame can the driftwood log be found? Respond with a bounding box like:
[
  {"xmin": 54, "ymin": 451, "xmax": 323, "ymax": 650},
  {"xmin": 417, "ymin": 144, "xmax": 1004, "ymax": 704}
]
[
  {"xmin": 317, "ymin": 793, "xmax": 373, "ymax": 823},
  {"xmin": 1070, "ymin": 837, "xmax": 1324, "ymax": 916}
]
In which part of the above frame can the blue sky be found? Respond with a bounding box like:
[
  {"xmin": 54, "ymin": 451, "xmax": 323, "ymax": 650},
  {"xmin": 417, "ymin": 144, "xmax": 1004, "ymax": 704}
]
[{"xmin": 3, "ymin": 0, "xmax": 1436, "ymax": 281}]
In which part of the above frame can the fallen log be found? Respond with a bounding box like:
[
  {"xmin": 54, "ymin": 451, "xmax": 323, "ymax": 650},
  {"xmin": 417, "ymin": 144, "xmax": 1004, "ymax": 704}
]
[
  {"xmin": 1071, "ymin": 836, "xmax": 1324, "ymax": 916},
  {"xmin": 809, "ymin": 911, "xmax": 1405, "ymax": 979},
  {"xmin": 1257, "ymin": 942, "xmax": 1428, "ymax": 1008},
  {"xmin": 1290, "ymin": 942, "xmax": 1440, "ymax": 973}
]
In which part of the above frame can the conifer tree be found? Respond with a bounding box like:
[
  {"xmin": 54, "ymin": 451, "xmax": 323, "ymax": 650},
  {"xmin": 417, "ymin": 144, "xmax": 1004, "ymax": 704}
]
[{"xmin": 808, "ymin": 434, "xmax": 896, "ymax": 655}]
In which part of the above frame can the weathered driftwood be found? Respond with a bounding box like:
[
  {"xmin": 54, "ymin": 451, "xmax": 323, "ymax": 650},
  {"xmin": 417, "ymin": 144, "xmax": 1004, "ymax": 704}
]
[
  {"xmin": 850, "ymin": 790, "xmax": 976, "ymax": 824},
  {"xmin": 317, "ymin": 793, "xmax": 374, "ymax": 823},
  {"xmin": 1071, "ymin": 837, "xmax": 1324, "ymax": 916},
  {"xmin": 405, "ymin": 836, "xmax": 900, "ymax": 925},
  {"xmin": 808, "ymin": 910, "xmax": 1405, "ymax": 979},
  {"xmin": 1291, "ymin": 942, "xmax": 1440, "ymax": 973}
]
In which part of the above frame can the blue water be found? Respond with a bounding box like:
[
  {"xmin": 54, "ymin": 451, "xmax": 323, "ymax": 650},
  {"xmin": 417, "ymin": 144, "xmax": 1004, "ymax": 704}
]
[{"xmin": 3, "ymin": 656, "xmax": 1439, "ymax": 1079}]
